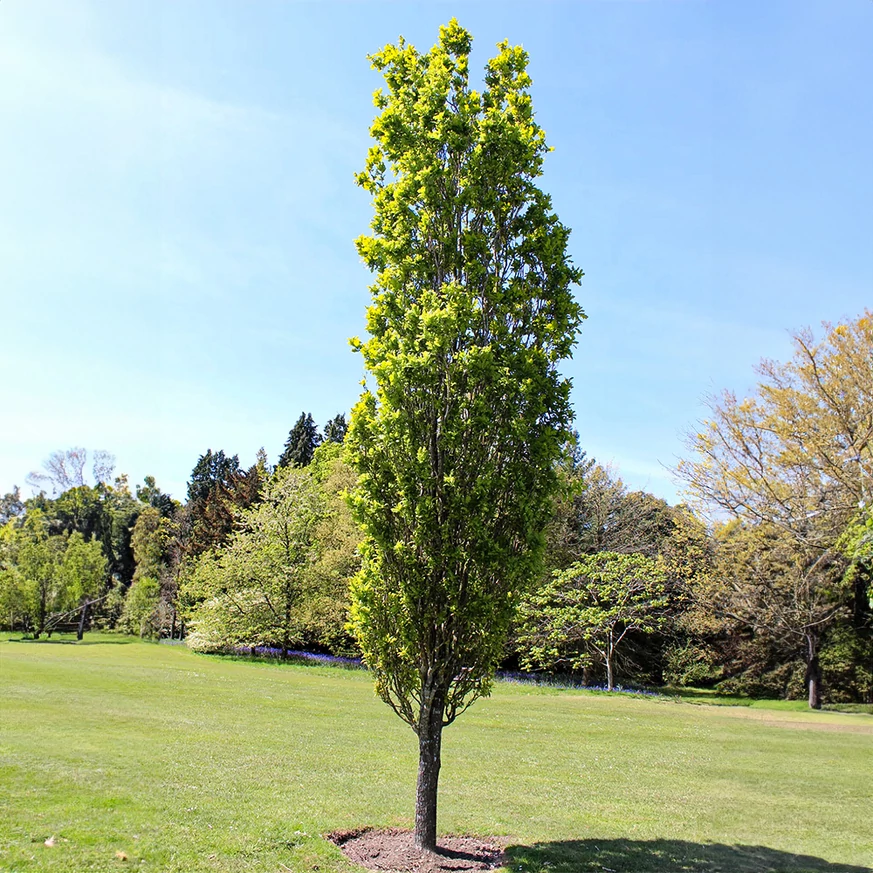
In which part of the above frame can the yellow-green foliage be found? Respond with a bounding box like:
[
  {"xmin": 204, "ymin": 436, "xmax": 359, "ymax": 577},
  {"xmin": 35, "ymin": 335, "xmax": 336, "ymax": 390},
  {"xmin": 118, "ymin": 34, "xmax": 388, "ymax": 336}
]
[{"xmin": 347, "ymin": 19, "xmax": 585, "ymax": 732}]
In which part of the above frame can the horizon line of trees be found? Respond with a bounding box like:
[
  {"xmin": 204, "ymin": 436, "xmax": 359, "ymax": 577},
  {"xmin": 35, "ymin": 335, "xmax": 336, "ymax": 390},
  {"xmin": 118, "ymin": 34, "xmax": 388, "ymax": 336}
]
[
  {"xmin": 0, "ymin": 412, "xmax": 348, "ymax": 640},
  {"xmin": 1, "ymin": 314, "xmax": 871, "ymax": 708}
]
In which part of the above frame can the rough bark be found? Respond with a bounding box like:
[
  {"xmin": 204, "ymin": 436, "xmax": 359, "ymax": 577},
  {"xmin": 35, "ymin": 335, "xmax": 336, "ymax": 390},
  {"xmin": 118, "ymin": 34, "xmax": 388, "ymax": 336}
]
[
  {"xmin": 805, "ymin": 631, "xmax": 822, "ymax": 710},
  {"xmin": 414, "ymin": 683, "xmax": 446, "ymax": 852}
]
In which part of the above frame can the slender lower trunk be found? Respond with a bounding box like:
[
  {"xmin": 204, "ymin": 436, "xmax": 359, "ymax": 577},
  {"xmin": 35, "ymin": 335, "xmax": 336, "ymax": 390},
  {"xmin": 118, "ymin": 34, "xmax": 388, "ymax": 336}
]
[
  {"xmin": 805, "ymin": 631, "xmax": 822, "ymax": 710},
  {"xmin": 606, "ymin": 657, "xmax": 614, "ymax": 692},
  {"xmin": 77, "ymin": 600, "xmax": 90, "ymax": 641},
  {"xmin": 37, "ymin": 591, "xmax": 47, "ymax": 640},
  {"xmin": 170, "ymin": 610, "xmax": 177, "ymax": 640},
  {"xmin": 414, "ymin": 684, "xmax": 445, "ymax": 852}
]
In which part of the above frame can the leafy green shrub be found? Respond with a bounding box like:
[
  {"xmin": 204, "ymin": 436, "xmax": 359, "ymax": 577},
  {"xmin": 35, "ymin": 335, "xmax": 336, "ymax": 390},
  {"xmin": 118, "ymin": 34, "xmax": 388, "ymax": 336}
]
[
  {"xmin": 119, "ymin": 576, "xmax": 161, "ymax": 638},
  {"xmin": 717, "ymin": 661, "xmax": 805, "ymax": 699},
  {"xmin": 663, "ymin": 642, "xmax": 723, "ymax": 687},
  {"xmin": 820, "ymin": 624, "xmax": 873, "ymax": 703}
]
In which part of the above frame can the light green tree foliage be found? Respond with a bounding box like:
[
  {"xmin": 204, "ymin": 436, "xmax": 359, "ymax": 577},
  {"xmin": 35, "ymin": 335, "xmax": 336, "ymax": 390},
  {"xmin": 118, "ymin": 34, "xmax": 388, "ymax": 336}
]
[
  {"xmin": 59, "ymin": 532, "xmax": 106, "ymax": 605},
  {"xmin": 121, "ymin": 576, "xmax": 162, "ymax": 638},
  {"xmin": 183, "ymin": 465, "xmax": 325, "ymax": 655},
  {"xmin": 2, "ymin": 512, "xmax": 69, "ymax": 637},
  {"xmin": 678, "ymin": 314, "xmax": 873, "ymax": 708},
  {"xmin": 346, "ymin": 20, "xmax": 584, "ymax": 850},
  {"xmin": 0, "ymin": 522, "xmax": 25, "ymax": 629},
  {"xmin": 517, "ymin": 553, "xmax": 668, "ymax": 691},
  {"xmin": 59, "ymin": 531, "xmax": 107, "ymax": 637},
  {"xmin": 839, "ymin": 511, "xmax": 872, "ymax": 609},
  {"xmin": 120, "ymin": 507, "xmax": 173, "ymax": 637},
  {"xmin": 305, "ymin": 443, "xmax": 360, "ymax": 654},
  {"xmin": 3, "ymin": 521, "xmax": 106, "ymax": 637},
  {"xmin": 18, "ymin": 539, "xmax": 66, "ymax": 637}
]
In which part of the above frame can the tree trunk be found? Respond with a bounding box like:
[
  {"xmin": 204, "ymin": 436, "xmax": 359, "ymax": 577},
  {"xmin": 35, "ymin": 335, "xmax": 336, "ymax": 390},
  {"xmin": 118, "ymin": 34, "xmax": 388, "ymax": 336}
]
[
  {"xmin": 606, "ymin": 657, "xmax": 614, "ymax": 692},
  {"xmin": 805, "ymin": 631, "xmax": 822, "ymax": 710},
  {"xmin": 37, "ymin": 591, "xmax": 47, "ymax": 640},
  {"xmin": 77, "ymin": 600, "xmax": 90, "ymax": 641},
  {"xmin": 414, "ymin": 684, "xmax": 445, "ymax": 852}
]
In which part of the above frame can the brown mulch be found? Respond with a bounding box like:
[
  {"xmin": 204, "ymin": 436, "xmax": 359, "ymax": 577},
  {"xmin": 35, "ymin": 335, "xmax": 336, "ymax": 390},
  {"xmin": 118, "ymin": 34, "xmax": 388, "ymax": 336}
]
[{"xmin": 327, "ymin": 828, "xmax": 506, "ymax": 873}]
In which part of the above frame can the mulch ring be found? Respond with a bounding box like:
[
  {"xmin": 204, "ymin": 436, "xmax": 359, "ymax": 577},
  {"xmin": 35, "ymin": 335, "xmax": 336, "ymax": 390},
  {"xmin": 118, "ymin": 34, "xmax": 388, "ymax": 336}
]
[{"xmin": 327, "ymin": 828, "xmax": 506, "ymax": 873}]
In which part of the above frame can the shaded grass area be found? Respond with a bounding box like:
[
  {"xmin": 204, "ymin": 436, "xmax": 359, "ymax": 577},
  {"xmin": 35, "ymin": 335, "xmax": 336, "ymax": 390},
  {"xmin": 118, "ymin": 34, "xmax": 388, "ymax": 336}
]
[
  {"xmin": 659, "ymin": 686, "xmax": 873, "ymax": 715},
  {"xmin": 1, "ymin": 634, "xmax": 870, "ymax": 872},
  {"xmin": 505, "ymin": 839, "xmax": 872, "ymax": 872}
]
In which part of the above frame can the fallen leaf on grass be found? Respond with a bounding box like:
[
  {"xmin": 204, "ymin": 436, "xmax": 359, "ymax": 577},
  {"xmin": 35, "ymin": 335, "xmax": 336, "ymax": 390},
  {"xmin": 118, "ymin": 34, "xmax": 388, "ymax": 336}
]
[
  {"xmin": 44, "ymin": 836, "xmax": 56, "ymax": 847},
  {"xmin": 115, "ymin": 851, "xmax": 128, "ymax": 861}
]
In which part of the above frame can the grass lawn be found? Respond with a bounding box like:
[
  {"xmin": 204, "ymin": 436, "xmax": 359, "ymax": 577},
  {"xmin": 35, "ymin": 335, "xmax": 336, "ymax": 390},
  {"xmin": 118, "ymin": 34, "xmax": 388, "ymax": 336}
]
[
  {"xmin": 659, "ymin": 686, "xmax": 873, "ymax": 715},
  {"xmin": 1, "ymin": 635, "xmax": 870, "ymax": 873}
]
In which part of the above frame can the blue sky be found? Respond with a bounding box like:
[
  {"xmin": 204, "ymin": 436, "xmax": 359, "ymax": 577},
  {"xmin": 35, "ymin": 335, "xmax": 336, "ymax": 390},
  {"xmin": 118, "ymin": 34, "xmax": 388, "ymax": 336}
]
[{"xmin": 2, "ymin": 1, "xmax": 871, "ymax": 505}]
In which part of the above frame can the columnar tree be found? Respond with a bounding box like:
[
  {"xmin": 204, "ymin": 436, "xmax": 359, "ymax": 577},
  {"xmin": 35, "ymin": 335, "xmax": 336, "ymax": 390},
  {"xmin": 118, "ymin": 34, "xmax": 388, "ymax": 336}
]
[{"xmin": 346, "ymin": 20, "xmax": 584, "ymax": 851}]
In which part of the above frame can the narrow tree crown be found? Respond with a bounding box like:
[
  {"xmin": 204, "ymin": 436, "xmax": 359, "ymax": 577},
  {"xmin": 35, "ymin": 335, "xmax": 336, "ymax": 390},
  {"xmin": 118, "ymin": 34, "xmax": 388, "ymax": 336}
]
[
  {"xmin": 347, "ymin": 20, "xmax": 585, "ymax": 730},
  {"xmin": 278, "ymin": 413, "xmax": 323, "ymax": 468}
]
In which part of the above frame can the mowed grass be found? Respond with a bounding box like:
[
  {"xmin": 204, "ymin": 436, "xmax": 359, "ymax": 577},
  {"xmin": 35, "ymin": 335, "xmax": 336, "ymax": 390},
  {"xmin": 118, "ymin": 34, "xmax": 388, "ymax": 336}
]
[{"xmin": 0, "ymin": 637, "xmax": 870, "ymax": 873}]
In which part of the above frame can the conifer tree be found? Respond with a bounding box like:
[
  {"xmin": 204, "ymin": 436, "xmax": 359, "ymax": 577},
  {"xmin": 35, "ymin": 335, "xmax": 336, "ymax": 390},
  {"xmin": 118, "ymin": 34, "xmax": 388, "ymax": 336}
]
[
  {"xmin": 278, "ymin": 413, "xmax": 322, "ymax": 468},
  {"xmin": 324, "ymin": 414, "xmax": 348, "ymax": 444}
]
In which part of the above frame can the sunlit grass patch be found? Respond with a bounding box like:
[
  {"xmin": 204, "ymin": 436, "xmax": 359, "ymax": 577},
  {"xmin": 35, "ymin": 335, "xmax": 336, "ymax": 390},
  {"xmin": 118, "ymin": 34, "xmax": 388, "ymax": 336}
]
[{"xmin": 1, "ymin": 635, "xmax": 870, "ymax": 872}]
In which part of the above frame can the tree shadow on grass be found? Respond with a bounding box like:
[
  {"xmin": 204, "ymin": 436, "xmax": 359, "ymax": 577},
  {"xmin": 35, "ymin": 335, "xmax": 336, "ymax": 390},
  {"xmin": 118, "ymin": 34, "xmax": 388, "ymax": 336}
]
[{"xmin": 503, "ymin": 839, "xmax": 871, "ymax": 873}]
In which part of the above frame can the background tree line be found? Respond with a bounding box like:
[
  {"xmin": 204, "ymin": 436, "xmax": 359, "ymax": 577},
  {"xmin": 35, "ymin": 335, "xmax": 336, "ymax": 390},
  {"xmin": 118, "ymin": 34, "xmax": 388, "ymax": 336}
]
[{"xmin": 1, "ymin": 315, "xmax": 870, "ymax": 707}]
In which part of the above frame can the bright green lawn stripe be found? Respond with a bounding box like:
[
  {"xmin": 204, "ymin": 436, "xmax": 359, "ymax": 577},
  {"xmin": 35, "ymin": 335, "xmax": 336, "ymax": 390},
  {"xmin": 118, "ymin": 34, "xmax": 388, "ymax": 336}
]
[{"xmin": 1, "ymin": 636, "xmax": 870, "ymax": 873}]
